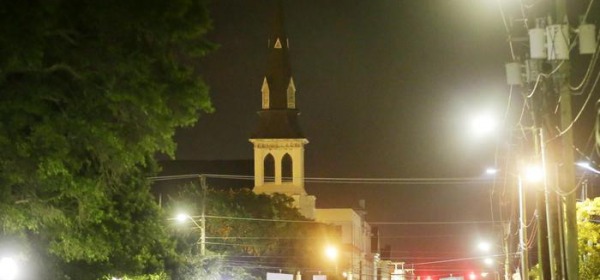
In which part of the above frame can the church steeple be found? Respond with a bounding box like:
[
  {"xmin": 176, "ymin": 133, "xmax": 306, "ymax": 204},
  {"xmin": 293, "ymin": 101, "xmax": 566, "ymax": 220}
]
[
  {"xmin": 252, "ymin": 0, "xmax": 302, "ymax": 139},
  {"xmin": 250, "ymin": 0, "xmax": 314, "ymax": 219},
  {"xmin": 263, "ymin": 0, "xmax": 295, "ymax": 110}
]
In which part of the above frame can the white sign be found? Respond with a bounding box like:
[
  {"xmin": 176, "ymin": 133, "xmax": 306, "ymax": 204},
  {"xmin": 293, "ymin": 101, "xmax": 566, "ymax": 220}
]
[
  {"xmin": 313, "ymin": 275, "xmax": 327, "ymax": 280},
  {"xmin": 267, "ymin": 272, "xmax": 294, "ymax": 280}
]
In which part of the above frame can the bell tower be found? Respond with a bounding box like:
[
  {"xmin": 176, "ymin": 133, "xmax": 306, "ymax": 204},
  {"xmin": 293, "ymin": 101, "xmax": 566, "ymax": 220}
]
[{"xmin": 250, "ymin": 0, "xmax": 315, "ymax": 219}]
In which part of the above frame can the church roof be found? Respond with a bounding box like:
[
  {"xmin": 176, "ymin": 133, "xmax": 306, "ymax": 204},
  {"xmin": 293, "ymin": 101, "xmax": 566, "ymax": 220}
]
[{"xmin": 251, "ymin": 109, "xmax": 303, "ymax": 139}]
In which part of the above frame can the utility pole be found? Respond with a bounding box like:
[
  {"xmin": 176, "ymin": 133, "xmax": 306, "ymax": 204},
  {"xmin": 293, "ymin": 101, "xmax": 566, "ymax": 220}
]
[
  {"xmin": 503, "ymin": 224, "xmax": 511, "ymax": 280},
  {"xmin": 535, "ymin": 126, "xmax": 551, "ymax": 280},
  {"xmin": 553, "ymin": 0, "xmax": 579, "ymax": 278},
  {"xmin": 529, "ymin": 63, "xmax": 552, "ymax": 280},
  {"xmin": 518, "ymin": 176, "xmax": 529, "ymax": 280},
  {"xmin": 200, "ymin": 175, "xmax": 207, "ymax": 256}
]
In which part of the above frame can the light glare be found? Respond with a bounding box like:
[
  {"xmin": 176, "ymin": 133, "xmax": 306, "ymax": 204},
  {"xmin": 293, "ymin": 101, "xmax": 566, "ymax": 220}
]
[
  {"xmin": 576, "ymin": 161, "xmax": 600, "ymax": 174},
  {"xmin": 524, "ymin": 165, "xmax": 544, "ymax": 182},
  {"xmin": 176, "ymin": 213, "xmax": 188, "ymax": 222},
  {"xmin": 0, "ymin": 257, "xmax": 18, "ymax": 280},
  {"xmin": 485, "ymin": 168, "xmax": 498, "ymax": 175},
  {"xmin": 325, "ymin": 245, "xmax": 338, "ymax": 260},
  {"xmin": 478, "ymin": 241, "xmax": 491, "ymax": 252},
  {"xmin": 470, "ymin": 113, "xmax": 497, "ymax": 137}
]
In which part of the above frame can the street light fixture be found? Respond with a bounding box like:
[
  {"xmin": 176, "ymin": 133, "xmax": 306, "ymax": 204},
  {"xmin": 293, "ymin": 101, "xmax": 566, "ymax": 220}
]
[
  {"xmin": 477, "ymin": 241, "xmax": 492, "ymax": 253},
  {"xmin": 176, "ymin": 213, "xmax": 188, "ymax": 223},
  {"xmin": 0, "ymin": 257, "xmax": 18, "ymax": 280},
  {"xmin": 523, "ymin": 165, "xmax": 544, "ymax": 183},
  {"xmin": 469, "ymin": 113, "xmax": 498, "ymax": 138},
  {"xmin": 485, "ymin": 168, "xmax": 499, "ymax": 175},
  {"xmin": 325, "ymin": 245, "xmax": 339, "ymax": 277},
  {"xmin": 325, "ymin": 245, "xmax": 338, "ymax": 260}
]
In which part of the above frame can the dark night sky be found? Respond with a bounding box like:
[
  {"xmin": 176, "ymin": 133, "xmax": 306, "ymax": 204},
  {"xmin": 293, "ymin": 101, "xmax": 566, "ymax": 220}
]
[{"xmin": 171, "ymin": 0, "xmax": 592, "ymax": 277}]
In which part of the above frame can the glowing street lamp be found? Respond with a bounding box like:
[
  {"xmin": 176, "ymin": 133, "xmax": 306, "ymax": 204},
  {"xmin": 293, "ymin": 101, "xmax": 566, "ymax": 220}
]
[
  {"xmin": 523, "ymin": 165, "xmax": 544, "ymax": 183},
  {"xmin": 176, "ymin": 213, "xmax": 206, "ymax": 256},
  {"xmin": 477, "ymin": 241, "xmax": 492, "ymax": 253},
  {"xmin": 325, "ymin": 245, "xmax": 338, "ymax": 260},
  {"xmin": 469, "ymin": 113, "xmax": 498, "ymax": 138},
  {"xmin": 0, "ymin": 257, "xmax": 18, "ymax": 280},
  {"xmin": 485, "ymin": 168, "xmax": 499, "ymax": 175},
  {"xmin": 325, "ymin": 245, "xmax": 339, "ymax": 276},
  {"xmin": 176, "ymin": 213, "xmax": 188, "ymax": 223}
]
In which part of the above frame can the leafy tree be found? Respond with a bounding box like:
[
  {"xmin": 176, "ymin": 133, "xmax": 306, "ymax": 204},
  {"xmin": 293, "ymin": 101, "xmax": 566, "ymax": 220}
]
[
  {"xmin": 0, "ymin": 0, "xmax": 213, "ymax": 278},
  {"xmin": 168, "ymin": 185, "xmax": 341, "ymax": 279},
  {"xmin": 577, "ymin": 197, "xmax": 600, "ymax": 279}
]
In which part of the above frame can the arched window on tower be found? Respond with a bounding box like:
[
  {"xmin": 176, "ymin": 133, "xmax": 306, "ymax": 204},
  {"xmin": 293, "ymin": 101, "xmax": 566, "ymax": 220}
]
[
  {"xmin": 264, "ymin": 154, "xmax": 275, "ymax": 183},
  {"xmin": 282, "ymin": 153, "xmax": 293, "ymax": 183}
]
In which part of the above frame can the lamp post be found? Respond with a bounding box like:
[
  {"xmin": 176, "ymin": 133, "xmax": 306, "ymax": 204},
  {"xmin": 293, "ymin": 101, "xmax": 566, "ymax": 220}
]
[
  {"xmin": 175, "ymin": 175, "xmax": 208, "ymax": 256},
  {"xmin": 469, "ymin": 110, "xmax": 556, "ymax": 280},
  {"xmin": 517, "ymin": 164, "xmax": 545, "ymax": 280},
  {"xmin": 150, "ymin": 174, "xmax": 209, "ymax": 256},
  {"xmin": 177, "ymin": 213, "xmax": 206, "ymax": 256}
]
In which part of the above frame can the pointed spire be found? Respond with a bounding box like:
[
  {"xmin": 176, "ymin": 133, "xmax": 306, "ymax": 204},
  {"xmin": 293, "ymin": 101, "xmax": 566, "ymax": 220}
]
[
  {"xmin": 264, "ymin": 0, "xmax": 293, "ymax": 110},
  {"xmin": 270, "ymin": 0, "xmax": 287, "ymax": 50},
  {"xmin": 252, "ymin": 0, "xmax": 303, "ymax": 139}
]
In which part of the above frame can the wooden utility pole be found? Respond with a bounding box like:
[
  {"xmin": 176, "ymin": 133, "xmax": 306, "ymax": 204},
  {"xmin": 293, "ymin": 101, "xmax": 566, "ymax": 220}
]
[
  {"xmin": 543, "ymin": 144, "xmax": 563, "ymax": 279},
  {"xmin": 200, "ymin": 175, "xmax": 207, "ymax": 256},
  {"xmin": 554, "ymin": 0, "xmax": 579, "ymax": 278},
  {"xmin": 535, "ymin": 128, "xmax": 551, "ymax": 280},
  {"xmin": 557, "ymin": 66, "xmax": 579, "ymax": 280},
  {"xmin": 518, "ymin": 176, "xmax": 529, "ymax": 280},
  {"xmin": 531, "ymin": 60, "xmax": 551, "ymax": 280}
]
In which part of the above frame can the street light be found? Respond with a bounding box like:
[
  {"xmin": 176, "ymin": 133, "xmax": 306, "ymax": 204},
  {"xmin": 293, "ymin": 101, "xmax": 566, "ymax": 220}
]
[
  {"xmin": 515, "ymin": 164, "xmax": 544, "ymax": 280},
  {"xmin": 468, "ymin": 111, "xmax": 555, "ymax": 280},
  {"xmin": 325, "ymin": 245, "xmax": 338, "ymax": 275},
  {"xmin": 485, "ymin": 168, "xmax": 499, "ymax": 175},
  {"xmin": 469, "ymin": 112, "xmax": 498, "ymax": 138},
  {"xmin": 477, "ymin": 241, "xmax": 492, "ymax": 253},
  {"xmin": 176, "ymin": 213, "xmax": 206, "ymax": 256},
  {"xmin": 325, "ymin": 245, "xmax": 338, "ymax": 260},
  {"xmin": 523, "ymin": 165, "xmax": 544, "ymax": 183},
  {"xmin": 0, "ymin": 257, "xmax": 18, "ymax": 280},
  {"xmin": 176, "ymin": 213, "xmax": 188, "ymax": 223}
]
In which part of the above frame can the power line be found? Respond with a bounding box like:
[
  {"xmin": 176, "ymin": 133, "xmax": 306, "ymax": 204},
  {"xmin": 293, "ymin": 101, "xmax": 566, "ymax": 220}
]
[
  {"xmin": 197, "ymin": 214, "xmax": 502, "ymax": 226},
  {"xmin": 369, "ymin": 220, "xmax": 504, "ymax": 225},
  {"xmin": 153, "ymin": 173, "xmax": 501, "ymax": 186},
  {"xmin": 204, "ymin": 215, "xmax": 316, "ymax": 223},
  {"xmin": 411, "ymin": 253, "xmax": 515, "ymax": 266}
]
